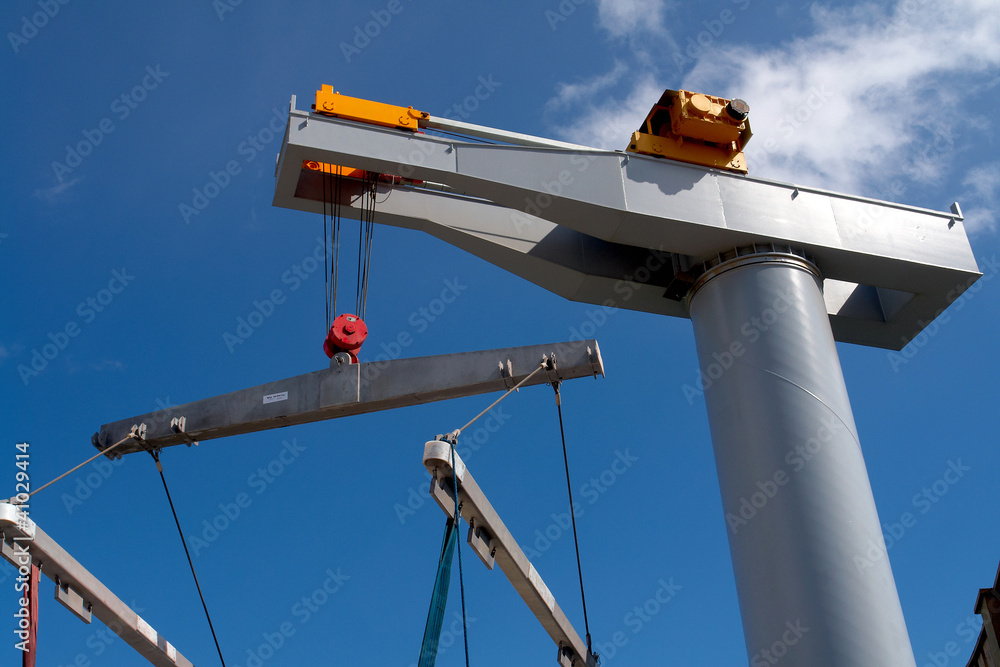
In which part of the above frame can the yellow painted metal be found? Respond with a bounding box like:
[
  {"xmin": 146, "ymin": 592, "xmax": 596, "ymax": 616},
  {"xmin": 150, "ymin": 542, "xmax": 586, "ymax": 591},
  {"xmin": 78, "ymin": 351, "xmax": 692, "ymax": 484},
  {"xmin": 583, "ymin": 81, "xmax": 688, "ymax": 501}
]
[
  {"xmin": 302, "ymin": 160, "xmax": 366, "ymax": 180},
  {"xmin": 626, "ymin": 88, "xmax": 752, "ymax": 173},
  {"xmin": 313, "ymin": 84, "xmax": 428, "ymax": 130}
]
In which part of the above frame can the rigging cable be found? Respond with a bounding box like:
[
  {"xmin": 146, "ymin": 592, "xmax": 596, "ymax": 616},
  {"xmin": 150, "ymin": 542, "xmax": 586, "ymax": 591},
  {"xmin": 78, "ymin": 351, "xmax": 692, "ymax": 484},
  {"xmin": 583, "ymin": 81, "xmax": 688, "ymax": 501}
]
[
  {"xmin": 25, "ymin": 436, "xmax": 131, "ymax": 500},
  {"xmin": 449, "ymin": 362, "xmax": 546, "ymax": 438},
  {"xmin": 449, "ymin": 441, "xmax": 471, "ymax": 667},
  {"xmin": 552, "ymin": 381, "xmax": 593, "ymax": 655},
  {"xmin": 150, "ymin": 450, "xmax": 228, "ymax": 667}
]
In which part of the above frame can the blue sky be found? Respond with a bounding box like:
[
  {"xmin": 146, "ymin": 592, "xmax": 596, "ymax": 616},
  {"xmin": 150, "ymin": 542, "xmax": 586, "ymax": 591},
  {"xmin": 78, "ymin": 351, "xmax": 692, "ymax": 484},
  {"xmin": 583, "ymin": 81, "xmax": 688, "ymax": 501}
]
[{"xmin": 2, "ymin": 0, "xmax": 998, "ymax": 665}]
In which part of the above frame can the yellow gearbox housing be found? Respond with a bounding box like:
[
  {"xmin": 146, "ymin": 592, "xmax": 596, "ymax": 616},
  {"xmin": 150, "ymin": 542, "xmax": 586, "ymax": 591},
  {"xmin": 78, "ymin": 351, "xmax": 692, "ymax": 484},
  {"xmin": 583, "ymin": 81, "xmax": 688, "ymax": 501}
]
[
  {"xmin": 626, "ymin": 89, "xmax": 752, "ymax": 173},
  {"xmin": 313, "ymin": 84, "xmax": 428, "ymax": 130}
]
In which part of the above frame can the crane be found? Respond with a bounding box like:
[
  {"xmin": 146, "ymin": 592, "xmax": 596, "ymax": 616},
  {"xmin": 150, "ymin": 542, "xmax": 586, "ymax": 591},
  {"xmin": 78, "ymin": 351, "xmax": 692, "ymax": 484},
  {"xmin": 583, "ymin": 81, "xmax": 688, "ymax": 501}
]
[{"xmin": 267, "ymin": 83, "xmax": 981, "ymax": 666}]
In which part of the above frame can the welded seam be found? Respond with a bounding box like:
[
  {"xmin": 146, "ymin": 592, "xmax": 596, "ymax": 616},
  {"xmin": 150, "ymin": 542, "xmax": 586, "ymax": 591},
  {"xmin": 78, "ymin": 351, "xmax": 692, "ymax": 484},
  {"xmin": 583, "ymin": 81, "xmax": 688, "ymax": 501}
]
[{"xmin": 759, "ymin": 367, "xmax": 861, "ymax": 449}]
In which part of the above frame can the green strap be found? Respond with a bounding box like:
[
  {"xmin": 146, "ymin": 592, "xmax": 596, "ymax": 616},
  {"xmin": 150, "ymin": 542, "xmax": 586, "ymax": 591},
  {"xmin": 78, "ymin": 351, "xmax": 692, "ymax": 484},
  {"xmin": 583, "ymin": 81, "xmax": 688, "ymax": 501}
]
[{"xmin": 417, "ymin": 518, "xmax": 458, "ymax": 667}]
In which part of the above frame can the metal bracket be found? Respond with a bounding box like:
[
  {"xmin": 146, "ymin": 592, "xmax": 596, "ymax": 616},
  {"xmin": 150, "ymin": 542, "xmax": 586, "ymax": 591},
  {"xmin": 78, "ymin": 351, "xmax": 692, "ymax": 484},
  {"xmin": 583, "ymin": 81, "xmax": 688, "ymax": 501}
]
[
  {"xmin": 586, "ymin": 346, "xmax": 602, "ymax": 378},
  {"xmin": 429, "ymin": 471, "xmax": 456, "ymax": 521},
  {"xmin": 499, "ymin": 359, "xmax": 515, "ymax": 391},
  {"xmin": 330, "ymin": 351, "xmax": 353, "ymax": 371},
  {"xmin": 169, "ymin": 417, "xmax": 198, "ymax": 448},
  {"xmin": 55, "ymin": 575, "xmax": 93, "ymax": 624},
  {"xmin": 542, "ymin": 354, "xmax": 559, "ymax": 385},
  {"xmin": 467, "ymin": 517, "xmax": 495, "ymax": 570}
]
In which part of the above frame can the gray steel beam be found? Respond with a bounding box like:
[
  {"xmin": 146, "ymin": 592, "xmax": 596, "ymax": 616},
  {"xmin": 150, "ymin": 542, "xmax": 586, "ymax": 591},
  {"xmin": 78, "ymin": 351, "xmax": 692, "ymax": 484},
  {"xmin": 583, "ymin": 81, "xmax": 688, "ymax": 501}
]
[
  {"xmin": 422, "ymin": 113, "xmax": 597, "ymax": 151},
  {"xmin": 94, "ymin": 340, "xmax": 604, "ymax": 457},
  {"xmin": 0, "ymin": 503, "xmax": 194, "ymax": 667},
  {"xmin": 423, "ymin": 441, "xmax": 597, "ymax": 667},
  {"xmin": 281, "ymin": 174, "xmax": 955, "ymax": 350},
  {"xmin": 272, "ymin": 102, "xmax": 981, "ymax": 350}
]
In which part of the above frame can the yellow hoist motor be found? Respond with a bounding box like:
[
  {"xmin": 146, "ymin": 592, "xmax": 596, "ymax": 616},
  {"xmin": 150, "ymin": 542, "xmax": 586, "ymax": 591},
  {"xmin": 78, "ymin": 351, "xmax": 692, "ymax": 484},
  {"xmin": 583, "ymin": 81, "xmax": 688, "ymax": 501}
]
[{"xmin": 626, "ymin": 89, "xmax": 752, "ymax": 173}]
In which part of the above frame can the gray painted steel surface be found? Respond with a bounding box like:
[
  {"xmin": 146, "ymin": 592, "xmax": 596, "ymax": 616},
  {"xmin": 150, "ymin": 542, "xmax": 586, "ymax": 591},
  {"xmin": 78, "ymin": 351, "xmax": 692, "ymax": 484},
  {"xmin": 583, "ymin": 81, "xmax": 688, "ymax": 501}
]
[
  {"xmin": 0, "ymin": 503, "xmax": 194, "ymax": 667},
  {"xmin": 272, "ymin": 101, "xmax": 981, "ymax": 350},
  {"xmin": 687, "ymin": 255, "xmax": 916, "ymax": 666},
  {"xmin": 423, "ymin": 441, "xmax": 597, "ymax": 667},
  {"xmin": 95, "ymin": 340, "xmax": 603, "ymax": 457}
]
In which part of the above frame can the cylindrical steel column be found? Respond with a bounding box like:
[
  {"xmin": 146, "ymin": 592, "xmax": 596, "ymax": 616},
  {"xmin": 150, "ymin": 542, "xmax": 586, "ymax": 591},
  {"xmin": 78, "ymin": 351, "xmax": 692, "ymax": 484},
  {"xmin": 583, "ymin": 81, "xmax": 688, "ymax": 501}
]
[{"xmin": 687, "ymin": 249, "xmax": 915, "ymax": 666}]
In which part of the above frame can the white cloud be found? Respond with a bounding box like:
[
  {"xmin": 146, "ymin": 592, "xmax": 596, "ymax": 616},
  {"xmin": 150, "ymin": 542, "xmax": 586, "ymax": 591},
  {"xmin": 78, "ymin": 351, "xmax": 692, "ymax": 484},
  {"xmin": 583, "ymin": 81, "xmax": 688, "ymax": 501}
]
[
  {"xmin": 960, "ymin": 163, "xmax": 1000, "ymax": 235},
  {"xmin": 547, "ymin": 0, "xmax": 1000, "ymax": 221},
  {"xmin": 683, "ymin": 0, "xmax": 1000, "ymax": 195},
  {"xmin": 33, "ymin": 178, "xmax": 80, "ymax": 201},
  {"xmin": 550, "ymin": 72, "xmax": 665, "ymax": 150},
  {"xmin": 546, "ymin": 60, "xmax": 629, "ymax": 113},
  {"xmin": 595, "ymin": 0, "xmax": 670, "ymax": 38}
]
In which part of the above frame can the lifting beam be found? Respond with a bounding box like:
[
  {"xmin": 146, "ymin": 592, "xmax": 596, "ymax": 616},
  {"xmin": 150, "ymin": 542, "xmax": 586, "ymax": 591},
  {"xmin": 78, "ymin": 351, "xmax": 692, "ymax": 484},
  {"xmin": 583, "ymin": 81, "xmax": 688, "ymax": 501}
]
[
  {"xmin": 422, "ymin": 440, "xmax": 597, "ymax": 667},
  {"xmin": 270, "ymin": 92, "xmax": 985, "ymax": 666},
  {"xmin": 0, "ymin": 503, "xmax": 194, "ymax": 667},
  {"xmin": 93, "ymin": 340, "xmax": 604, "ymax": 457}
]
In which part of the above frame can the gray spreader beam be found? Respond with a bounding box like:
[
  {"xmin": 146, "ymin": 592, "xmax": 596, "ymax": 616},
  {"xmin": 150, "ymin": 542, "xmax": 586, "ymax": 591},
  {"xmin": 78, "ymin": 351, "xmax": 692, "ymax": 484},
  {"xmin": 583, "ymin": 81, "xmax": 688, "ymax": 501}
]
[
  {"xmin": 93, "ymin": 340, "xmax": 604, "ymax": 457},
  {"xmin": 0, "ymin": 503, "xmax": 194, "ymax": 667},
  {"xmin": 423, "ymin": 441, "xmax": 597, "ymax": 667}
]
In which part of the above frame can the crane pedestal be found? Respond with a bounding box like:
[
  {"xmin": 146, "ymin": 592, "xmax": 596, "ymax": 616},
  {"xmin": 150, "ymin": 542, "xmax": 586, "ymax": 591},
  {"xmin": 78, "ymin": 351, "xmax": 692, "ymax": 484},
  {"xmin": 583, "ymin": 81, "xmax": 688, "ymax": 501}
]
[{"xmin": 688, "ymin": 249, "xmax": 916, "ymax": 666}]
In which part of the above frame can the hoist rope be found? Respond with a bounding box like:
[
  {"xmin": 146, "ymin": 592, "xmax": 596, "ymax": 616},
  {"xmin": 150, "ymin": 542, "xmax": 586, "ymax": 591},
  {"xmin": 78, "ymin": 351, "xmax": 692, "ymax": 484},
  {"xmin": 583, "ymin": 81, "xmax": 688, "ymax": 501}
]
[
  {"xmin": 450, "ymin": 442, "xmax": 471, "ymax": 666},
  {"xmin": 323, "ymin": 173, "xmax": 330, "ymax": 331},
  {"xmin": 552, "ymin": 382, "xmax": 593, "ymax": 655},
  {"xmin": 333, "ymin": 170, "xmax": 342, "ymax": 320},
  {"xmin": 150, "ymin": 450, "xmax": 228, "ymax": 667},
  {"xmin": 322, "ymin": 168, "xmax": 376, "ymax": 327},
  {"xmin": 357, "ymin": 172, "xmax": 377, "ymax": 319},
  {"xmin": 323, "ymin": 169, "xmax": 345, "ymax": 331},
  {"xmin": 451, "ymin": 363, "xmax": 546, "ymax": 438},
  {"xmin": 24, "ymin": 437, "xmax": 130, "ymax": 500}
]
